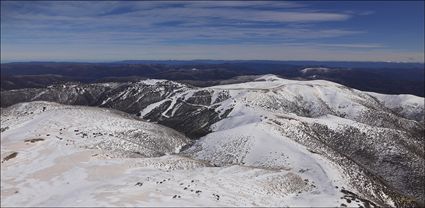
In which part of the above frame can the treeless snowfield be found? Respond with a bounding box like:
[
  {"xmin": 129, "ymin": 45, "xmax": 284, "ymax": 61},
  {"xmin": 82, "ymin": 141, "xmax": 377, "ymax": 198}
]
[{"xmin": 1, "ymin": 101, "xmax": 355, "ymax": 207}]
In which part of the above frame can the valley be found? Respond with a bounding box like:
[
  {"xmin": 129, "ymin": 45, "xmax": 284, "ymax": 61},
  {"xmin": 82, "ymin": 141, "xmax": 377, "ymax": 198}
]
[{"xmin": 1, "ymin": 75, "xmax": 424, "ymax": 207}]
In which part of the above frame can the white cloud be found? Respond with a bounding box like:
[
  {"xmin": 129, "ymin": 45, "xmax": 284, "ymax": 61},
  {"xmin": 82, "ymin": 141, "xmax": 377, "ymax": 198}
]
[{"xmin": 1, "ymin": 1, "xmax": 422, "ymax": 62}]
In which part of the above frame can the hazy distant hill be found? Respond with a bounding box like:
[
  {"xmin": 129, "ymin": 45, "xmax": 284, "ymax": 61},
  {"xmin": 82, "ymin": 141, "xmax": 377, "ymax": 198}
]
[{"xmin": 1, "ymin": 61, "xmax": 424, "ymax": 96}]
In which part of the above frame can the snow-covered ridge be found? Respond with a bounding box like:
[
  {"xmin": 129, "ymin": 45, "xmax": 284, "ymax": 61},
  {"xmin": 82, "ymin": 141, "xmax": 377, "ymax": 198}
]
[
  {"xmin": 140, "ymin": 75, "xmax": 424, "ymax": 206},
  {"xmin": 366, "ymin": 92, "xmax": 424, "ymax": 122},
  {"xmin": 301, "ymin": 67, "xmax": 331, "ymax": 74},
  {"xmin": 187, "ymin": 74, "xmax": 423, "ymax": 124},
  {"xmin": 0, "ymin": 101, "xmax": 354, "ymax": 207},
  {"xmin": 1, "ymin": 75, "xmax": 423, "ymax": 207},
  {"xmin": 255, "ymin": 74, "xmax": 282, "ymax": 81},
  {"xmin": 138, "ymin": 78, "xmax": 169, "ymax": 85},
  {"xmin": 1, "ymin": 101, "xmax": 190, "ymax": 157},
  {"xmin": 209, "ymin": 74, "xmax": 344, "ymax": 90}
]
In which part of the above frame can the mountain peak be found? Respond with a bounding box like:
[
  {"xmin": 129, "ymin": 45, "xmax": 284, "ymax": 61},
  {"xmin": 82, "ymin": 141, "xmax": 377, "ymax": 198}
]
[{"xmin": 255, "ymin": 74, "xmax": 282, "ymax": 82}]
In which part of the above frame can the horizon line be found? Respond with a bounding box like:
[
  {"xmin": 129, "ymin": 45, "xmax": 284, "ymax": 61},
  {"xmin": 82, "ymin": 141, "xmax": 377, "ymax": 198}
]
[{"xmin": 2, "ymin": 59, "xmax": 424, "ymax": 64}]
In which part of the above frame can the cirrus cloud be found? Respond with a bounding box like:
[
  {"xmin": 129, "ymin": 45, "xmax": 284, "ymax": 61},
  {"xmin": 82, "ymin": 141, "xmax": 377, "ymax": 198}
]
[{"xmin": 1, "ymin": 1, "xmax": 423, "ymax": 62}]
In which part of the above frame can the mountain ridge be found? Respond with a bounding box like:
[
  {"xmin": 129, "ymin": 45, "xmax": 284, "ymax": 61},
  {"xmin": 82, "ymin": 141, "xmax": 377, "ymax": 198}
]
[{"xmin": 1, "ymin": 75, "xmax": 424, "ymax": 207}]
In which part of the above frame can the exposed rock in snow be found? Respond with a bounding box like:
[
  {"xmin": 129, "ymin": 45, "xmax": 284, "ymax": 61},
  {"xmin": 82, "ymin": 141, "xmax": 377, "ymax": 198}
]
[
  {"xmin": 141, "ymin": 75, "xmax": 424, "ymax": 206},
  {"xmin": 1, "ymin": 102, "xmax": 355, "ymax": 207},
  {"xmin": 1, "ymin": 75, "xmax": 423, "ymax": 207}
]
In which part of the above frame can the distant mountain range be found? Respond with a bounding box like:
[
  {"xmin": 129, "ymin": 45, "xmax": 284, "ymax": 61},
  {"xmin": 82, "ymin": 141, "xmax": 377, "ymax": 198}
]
[
  {"xmin": 2, "ymin": 61, "xmax": 424, "ymax": 96},
  {"xmin": 4, "ymin": 60, "xmax": 424, "ymax": 68}
]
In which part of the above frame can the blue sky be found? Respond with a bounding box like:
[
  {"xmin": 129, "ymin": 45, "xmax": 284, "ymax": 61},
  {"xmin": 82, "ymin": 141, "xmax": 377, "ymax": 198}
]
[{"xmin": 1, "ymin": 1, "xmax": 424, "ymax": 62}]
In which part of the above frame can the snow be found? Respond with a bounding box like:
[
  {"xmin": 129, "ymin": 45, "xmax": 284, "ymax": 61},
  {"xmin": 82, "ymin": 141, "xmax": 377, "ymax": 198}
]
[
  {"xmin": 138, "ymin": 79, "xmax": 168, "ymax": 85},
  {"xmin": 1, "ymin": 102, "xmax": 190, "ymax": 158},
  {"xmin": 162, "ymin": 98, "xmax": 178, "ymax": 118},
  {"xmin": 255, "ymin": 74, "xmax": 282, "ymax": 81},
  {"xmin": 1, "ymin": 101, "xmax": 353, "ymax": 207},
  {"xmin": 2, "ymin": 74, "xmax": 423, "ymax": 207},
  {"xmin": 182, "ymin": 84, "xmax": 358, "ymax": 204},
  {"xmin": 210, "ymin": 90, "xmax": 221, "ymax": 105},
  {"xmin": 208, "ymin": 74, "xmax": 342, "ymax": 93},
  {"xmin": 200, "ymin": 75, "xmax": 423, "ymax": 125},
  {"xmin": 367, "ymin": 92, "xmax": 424, "ymax": 108},
  {"xmin": 136, "ymin": 75, "xmax": 424, "ymax": 207},
  {"xmin": 187, "ymin": 114, "xmax": 350, "ymax": 206},
  {"xmin": 366, "ymin": 91, "xmax": 424, "ymax": 121},
  {"xmin": 139, "ymin": 99, "xmax": 168, "ymax": 118},
  {"xmin": 300, "ymin": 67, "xmax": 331, "ymax": 74}
]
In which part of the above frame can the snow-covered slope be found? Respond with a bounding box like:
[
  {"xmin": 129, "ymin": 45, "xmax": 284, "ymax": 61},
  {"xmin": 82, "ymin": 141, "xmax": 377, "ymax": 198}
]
[
  {"xmin": 1, "ymin": 75, "xmax": 423, "ymax": 207},
  {"xmin": 366, "ymin": 92, "xmax": 424, "ymax": 122},
  {"xmin": 1, "ymin": 101, "xmax": 190, "ymax": 157},
  {"xmin": 2, "ymin": 101, "xmax": 362, "ymax": 207},
  {"xmin": 141, "ymin": 74, "xmax": 424, "ymax": 206},
  {"xmin": 0, "ymin": 79, "xmax": 190, "ymax": 114}
]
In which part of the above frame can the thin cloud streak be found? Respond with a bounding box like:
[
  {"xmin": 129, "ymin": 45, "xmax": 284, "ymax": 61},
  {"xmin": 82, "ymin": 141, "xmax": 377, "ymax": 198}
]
[
  {"xmin": 1, "ymin": 1, "xmax": 423, "ymax": 62},
  {"xmin": 1, "ymin": 1, "xmax": 359, "ymax": 45},
  {"xmin": 314, "ymin": 43, "xmax": 384, "ymax": 48},
  {"xmin": 2, "ymin": 42, "xmax": 422, "ymax": 63}
]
